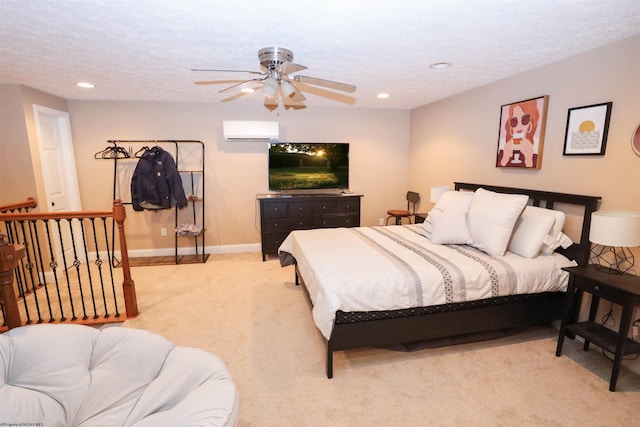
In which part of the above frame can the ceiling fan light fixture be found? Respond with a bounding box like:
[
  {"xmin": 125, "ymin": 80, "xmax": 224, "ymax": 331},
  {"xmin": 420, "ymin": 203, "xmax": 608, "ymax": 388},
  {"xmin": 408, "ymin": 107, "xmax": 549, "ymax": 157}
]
[
  {"xmin": 280, "ymin": 80, "xmax": 296, "ymax": 98},
  {"xmin": 263, "ymin": 76, "xmax": 278, "ymax": 97}
]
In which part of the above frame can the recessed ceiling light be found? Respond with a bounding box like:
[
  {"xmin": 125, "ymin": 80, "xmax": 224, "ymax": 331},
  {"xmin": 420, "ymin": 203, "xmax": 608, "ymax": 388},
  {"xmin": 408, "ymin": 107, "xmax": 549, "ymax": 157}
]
[
  {"xmin": 377, "ymin": 92, "xmax": 390, "ymax": 99},
  {"xmin": 429, "ymin": 62, "xmax": 452, "ymax": 70},
  {"xmin": 76, "ymin": 82, "xmax": 95, "ymax": 88},
  {"xmin": 241, "ymin": 87, "xmax": 255, "ymax": 93}
]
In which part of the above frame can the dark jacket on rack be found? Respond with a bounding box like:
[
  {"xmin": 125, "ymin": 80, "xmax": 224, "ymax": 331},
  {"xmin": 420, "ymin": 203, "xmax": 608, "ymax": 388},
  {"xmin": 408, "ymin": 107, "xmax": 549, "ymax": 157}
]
[{"xmin": 131, "ymin": 146, "xmax": 188, "ymax": 211}]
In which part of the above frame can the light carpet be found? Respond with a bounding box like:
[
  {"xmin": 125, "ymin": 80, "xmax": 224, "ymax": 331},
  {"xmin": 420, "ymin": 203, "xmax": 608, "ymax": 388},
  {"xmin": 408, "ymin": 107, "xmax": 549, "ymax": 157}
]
[{"xmin": 122, "ymin": 252, "xmax": 639, "ymax": 426}]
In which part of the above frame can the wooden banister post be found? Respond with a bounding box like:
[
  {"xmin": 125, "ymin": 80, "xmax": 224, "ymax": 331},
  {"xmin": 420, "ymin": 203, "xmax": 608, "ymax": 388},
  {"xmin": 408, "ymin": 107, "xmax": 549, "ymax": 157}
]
[
  {"xmin": 0, "ymin": 234, "xmax": 26, "ymax": 329},
  {"xmin": 113, "ymin": 199, "xmax": 139, "ymax": 318}
]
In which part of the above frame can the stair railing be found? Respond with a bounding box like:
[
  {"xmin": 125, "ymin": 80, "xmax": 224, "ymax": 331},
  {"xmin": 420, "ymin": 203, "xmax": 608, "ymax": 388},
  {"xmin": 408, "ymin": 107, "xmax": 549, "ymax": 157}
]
[{"xmin": 0, "ymin": 200, "xmax": 138, "ymax": 330}]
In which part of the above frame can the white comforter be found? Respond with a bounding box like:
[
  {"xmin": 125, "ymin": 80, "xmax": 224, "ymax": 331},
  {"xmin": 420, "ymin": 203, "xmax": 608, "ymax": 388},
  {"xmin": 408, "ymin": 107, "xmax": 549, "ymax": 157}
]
[{"xmin": 279, "ymin": 225, "xmax": 575, "ymax": 339}]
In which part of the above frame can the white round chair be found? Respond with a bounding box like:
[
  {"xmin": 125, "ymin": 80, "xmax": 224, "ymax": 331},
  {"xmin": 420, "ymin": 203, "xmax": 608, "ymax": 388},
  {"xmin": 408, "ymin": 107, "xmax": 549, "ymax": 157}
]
[{"xmin": 0, "ymin": 323, "xmax": 239, "ymax": 427}]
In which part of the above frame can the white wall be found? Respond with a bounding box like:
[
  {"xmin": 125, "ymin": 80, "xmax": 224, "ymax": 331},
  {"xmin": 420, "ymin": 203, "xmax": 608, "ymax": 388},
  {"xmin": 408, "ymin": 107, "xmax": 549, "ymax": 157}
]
[{"xmin": 68, "ymin": 101, "xmax": 410, "ymax": 251}]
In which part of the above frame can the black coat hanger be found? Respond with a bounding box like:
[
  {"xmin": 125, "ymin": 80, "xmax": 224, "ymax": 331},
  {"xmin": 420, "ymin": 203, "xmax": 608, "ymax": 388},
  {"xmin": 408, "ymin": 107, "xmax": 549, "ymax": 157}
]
[{"xmin": 94, "ymin": 145, "xmax": 130, "ymax": 159}]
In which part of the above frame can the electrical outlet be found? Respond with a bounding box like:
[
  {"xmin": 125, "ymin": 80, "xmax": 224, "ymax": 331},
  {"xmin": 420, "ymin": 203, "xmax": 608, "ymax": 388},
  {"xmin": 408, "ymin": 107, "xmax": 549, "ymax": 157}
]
[
  {"xmin": 160, "ymin": 227, "xmax": 167, "ymax": 236},
  {"xmin": 379, "ymin": 218, "xmax": 384, "ymax": 225}
]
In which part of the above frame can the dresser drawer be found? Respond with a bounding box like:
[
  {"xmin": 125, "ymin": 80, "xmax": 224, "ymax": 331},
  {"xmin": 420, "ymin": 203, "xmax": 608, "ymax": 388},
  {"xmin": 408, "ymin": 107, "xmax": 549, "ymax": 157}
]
[
  {"xmin": 575, "ymin": 277, "xmax": 628, "ymax": 304},
  {"xmin": 261, "ymin": 232, "xmax": 290, "ymax": 253},
  {"xmin": 261, "ymin": 202, "xmax": 289, "ymax": 218},
  {"xmin": 336, "ymin": 199, "xmax": 360, "ymax": 213},
  {"xmin": 288, "ymin": 202, "xmax": 313, "ymax": 216},
  {"xmin": 313, "ymin": 214, "xmax": 359, "ymax": 228},
  {"xmin": 312, "ymin": 200, "xmax": 337, "ymax": 214},
  {"xmin": 263, "ymin": 217, "xmax": 313, "ymax": 232}
]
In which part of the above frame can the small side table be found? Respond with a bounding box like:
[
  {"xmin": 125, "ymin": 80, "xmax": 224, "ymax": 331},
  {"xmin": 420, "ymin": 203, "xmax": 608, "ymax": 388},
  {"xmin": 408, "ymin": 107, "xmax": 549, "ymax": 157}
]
[
  {"xmin": 414, "ymin": 213, "xmax": 428, "ymax": 224},
  {"xmin": 556, "ymin": 265, "xmax": 640, "ymax": 392}
]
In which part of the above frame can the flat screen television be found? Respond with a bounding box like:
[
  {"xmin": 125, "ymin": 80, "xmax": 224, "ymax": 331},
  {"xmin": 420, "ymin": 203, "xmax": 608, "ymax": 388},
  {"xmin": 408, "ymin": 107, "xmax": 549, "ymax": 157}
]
[{"xmin": 268, "ymin": 142, "xmax": 349, "ymax": 192}]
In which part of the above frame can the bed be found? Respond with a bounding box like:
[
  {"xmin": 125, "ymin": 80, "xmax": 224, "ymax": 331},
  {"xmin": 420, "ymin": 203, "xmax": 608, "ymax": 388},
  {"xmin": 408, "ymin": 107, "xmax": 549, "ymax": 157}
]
[{"xmin": 278, "ymin": 182, "xmax": 601, "ymax": 378}]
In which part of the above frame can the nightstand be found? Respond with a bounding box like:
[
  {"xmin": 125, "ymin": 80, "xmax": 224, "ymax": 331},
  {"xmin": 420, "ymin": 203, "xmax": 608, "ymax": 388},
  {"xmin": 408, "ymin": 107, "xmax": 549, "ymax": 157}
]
[
  {"xmin": 414, "ymin": 213, "xmax": 428, "ymax": 224},
  {"xmin": 555, "ymin": 265, "xmax": 640, "ymax": 392}
]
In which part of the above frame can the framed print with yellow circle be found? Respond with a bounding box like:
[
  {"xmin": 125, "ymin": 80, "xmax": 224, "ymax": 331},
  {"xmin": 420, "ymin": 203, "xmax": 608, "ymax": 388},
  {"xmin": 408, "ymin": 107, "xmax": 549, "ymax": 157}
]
[{"xmin": 562, "ymin": 102, "xmax": 612, "ymax": 155}]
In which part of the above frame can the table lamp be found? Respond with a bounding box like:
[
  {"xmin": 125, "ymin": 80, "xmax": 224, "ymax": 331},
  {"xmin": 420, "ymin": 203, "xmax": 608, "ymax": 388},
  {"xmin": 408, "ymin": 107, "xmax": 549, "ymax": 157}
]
[
  {"xmin": 430, "ymin": 186, "xmax": 450, "ymax": 204},
  {"xmin": 589, "ymin": 210, "xmax": 640, "ymax": 274}
]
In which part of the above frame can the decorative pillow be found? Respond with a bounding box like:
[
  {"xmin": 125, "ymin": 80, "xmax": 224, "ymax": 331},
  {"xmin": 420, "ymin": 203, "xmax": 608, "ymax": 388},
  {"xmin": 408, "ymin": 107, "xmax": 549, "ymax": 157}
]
[
  {"xmin": 420, "ymin": 191, "xmax": 474, "ymax": 238},
  {"xmin": 507, "ymin": 207, "xmax": 555, "ymax": 258},
  {"xmin": 467, "ymin": 188, "xmax": 528, "ymax": 257},
  {"xmin": 429, "ymin": 210, "xmax": 473, "ymax": 245}
]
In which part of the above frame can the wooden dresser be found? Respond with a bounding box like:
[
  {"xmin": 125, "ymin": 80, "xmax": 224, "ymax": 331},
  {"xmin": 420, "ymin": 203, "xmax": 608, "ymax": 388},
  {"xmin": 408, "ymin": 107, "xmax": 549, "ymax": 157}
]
[{"xmin": 258, "ymin": 194, "xmax": 363, "ymax": 261}]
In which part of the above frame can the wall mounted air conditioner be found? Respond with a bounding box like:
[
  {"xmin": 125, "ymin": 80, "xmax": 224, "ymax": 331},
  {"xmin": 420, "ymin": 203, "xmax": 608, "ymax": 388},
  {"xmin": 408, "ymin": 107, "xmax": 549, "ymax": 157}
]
[{"xmin": 223, "ymin": 120, "xmax": 279, "ymax": 141}]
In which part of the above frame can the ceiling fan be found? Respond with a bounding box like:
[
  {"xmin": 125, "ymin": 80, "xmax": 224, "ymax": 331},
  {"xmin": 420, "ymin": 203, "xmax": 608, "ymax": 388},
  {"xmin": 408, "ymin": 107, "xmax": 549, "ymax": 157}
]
[{"xmin": 192, "ymin": 47, "xmax": 356, "ymax": 109}]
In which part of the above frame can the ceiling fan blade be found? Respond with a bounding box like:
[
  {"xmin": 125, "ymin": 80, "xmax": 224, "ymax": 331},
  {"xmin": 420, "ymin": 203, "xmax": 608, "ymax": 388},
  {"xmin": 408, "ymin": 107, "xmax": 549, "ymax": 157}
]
[
  {"xmin": 294, "ymin": 75, "xmax": 356, "ymax": 93},
  {"xmin": 278, "ymin": 62, "xmax": 307, "ymax": 75},
  {"xmin": 194, "ymin": 79, "xmax": 248, "ymax": 86},
  {"xmin": 294, "ymin": 81, "xmax": 356, "ymax": 105},
  {"xmin": 219, "ymin": 77, "xmax": 267, "ymax": 94},
  {"xmin": 290, "ymin": 88, "xmax": 306, "ymax": 103},
  {"xmin": 281, "ymin": 95, "xmax": 307, "ymax": 110},
  {"xmin": 191, "ymin": 68, "xmax": 263, "ymax": 75}
]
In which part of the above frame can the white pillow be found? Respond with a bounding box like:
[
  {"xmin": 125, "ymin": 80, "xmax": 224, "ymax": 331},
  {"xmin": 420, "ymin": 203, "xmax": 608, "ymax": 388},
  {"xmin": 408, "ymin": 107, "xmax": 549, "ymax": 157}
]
[
  {"xmin": 467, "ymin": 188, "xmax": 528, "ymax": 257},
  {"xmin": 507, "ymin": 207, "xmax": 555, "ymax": 258},
  {"xmin": 420, "ymin": 191, "xmax": 474, "ymax": 238},
  {"xmin": 429, "ymin": 210, "xmax": 473, "ymax": 245}
]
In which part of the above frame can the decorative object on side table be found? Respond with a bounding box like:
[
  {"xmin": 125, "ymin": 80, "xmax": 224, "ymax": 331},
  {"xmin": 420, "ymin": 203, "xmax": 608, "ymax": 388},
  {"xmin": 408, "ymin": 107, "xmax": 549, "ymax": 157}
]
[
  {"xmin": 589, "ymin": 210, "xmax": 640, "ymax": 274},
  {"xmin": 562, "ymin": 102, "xmax": 613, "ymax": 156},
  {"xmin": 430, "ymin": 186, "xmax": 450, "ymax": 204}
]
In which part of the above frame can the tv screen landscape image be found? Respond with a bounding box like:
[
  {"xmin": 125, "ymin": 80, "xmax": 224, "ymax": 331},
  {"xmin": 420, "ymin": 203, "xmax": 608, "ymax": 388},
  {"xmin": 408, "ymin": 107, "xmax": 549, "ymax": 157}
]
[{"xmin": 268, "ymin": 142, "xmax": 349, "ymax": 192}]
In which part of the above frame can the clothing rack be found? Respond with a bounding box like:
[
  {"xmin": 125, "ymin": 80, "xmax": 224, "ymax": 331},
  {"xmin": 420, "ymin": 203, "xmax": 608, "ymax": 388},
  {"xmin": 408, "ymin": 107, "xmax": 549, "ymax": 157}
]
[{"xmin": 95, "ymin": 140, "xmax": 208, "ymax": 266}]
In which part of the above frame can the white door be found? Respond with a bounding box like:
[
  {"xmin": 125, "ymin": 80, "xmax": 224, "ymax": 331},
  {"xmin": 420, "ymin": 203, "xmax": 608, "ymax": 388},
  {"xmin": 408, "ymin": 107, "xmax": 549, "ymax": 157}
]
[{"xmin": 33, "ymin": 105, "xmax": 83, "ymax": 268}]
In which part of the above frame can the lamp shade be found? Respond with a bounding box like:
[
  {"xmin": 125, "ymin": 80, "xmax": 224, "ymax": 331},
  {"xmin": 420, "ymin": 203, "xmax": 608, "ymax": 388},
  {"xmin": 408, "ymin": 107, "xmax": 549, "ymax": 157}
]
[
  {"xmin": 280, "ymin": 80, "xmax": 295, "ymax": 97},
  {"xmin": 430, "ymin": 186, "xmax": 450, "ymax": 203},
  {"xmin": 263, "ymin": 77, "xmax": 278, "ymax": 97},
  {"xmin": 589, "ymin": 210, "xmax": 640, "ymax": 247}
]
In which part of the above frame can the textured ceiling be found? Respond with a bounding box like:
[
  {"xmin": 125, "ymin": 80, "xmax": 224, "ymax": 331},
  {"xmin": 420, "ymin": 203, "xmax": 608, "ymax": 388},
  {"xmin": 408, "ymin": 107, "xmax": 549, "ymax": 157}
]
[{"xmin": 1, "ymin": 0, "xmax": 639, "ymax": 110}]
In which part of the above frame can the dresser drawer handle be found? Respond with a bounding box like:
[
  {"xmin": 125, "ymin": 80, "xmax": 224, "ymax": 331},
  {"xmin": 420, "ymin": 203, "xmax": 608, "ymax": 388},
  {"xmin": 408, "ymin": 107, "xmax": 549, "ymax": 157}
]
[{"xmin": 593, "ymin": 285, "xmax": 599, "ymax": 291}]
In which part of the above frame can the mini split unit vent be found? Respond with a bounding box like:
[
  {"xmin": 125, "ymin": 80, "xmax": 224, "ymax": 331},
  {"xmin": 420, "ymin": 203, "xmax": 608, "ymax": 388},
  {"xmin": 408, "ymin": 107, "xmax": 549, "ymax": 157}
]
[{"xmin": 222, "ymin": 120, "xmax": 279, "ymax": 141}]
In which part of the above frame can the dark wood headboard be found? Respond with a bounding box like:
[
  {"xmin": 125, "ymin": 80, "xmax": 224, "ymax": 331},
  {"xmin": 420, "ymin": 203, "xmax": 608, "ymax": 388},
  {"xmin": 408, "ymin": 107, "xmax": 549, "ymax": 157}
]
[{"xmin": 453, "ymin": 182, "xmax": 601, "ymax": 266}]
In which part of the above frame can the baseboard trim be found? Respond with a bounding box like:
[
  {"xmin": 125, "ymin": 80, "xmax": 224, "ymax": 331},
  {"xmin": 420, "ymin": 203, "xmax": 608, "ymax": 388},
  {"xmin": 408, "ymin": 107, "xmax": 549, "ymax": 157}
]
[{"xmin": 125, "ymin": 243, "xmax": 261, "ymax": 259}]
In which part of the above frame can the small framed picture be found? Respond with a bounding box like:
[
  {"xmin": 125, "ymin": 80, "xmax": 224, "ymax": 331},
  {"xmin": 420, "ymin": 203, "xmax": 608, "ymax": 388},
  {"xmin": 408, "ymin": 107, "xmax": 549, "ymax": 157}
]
[
  {"xmin": 562, "ymin": 102, "xmax": 612, "ymax": 156},
  {"xmin": 633, "ymin": 122, "xmax": 640, "ymax": 156}
]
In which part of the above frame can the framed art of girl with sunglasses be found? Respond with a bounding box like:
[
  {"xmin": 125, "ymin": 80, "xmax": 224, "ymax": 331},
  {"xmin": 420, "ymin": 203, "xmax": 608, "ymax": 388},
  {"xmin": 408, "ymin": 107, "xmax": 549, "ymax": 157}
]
[{"xmin": 496, "ymin": 95, "xmax": 549, "ymax": 169}]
